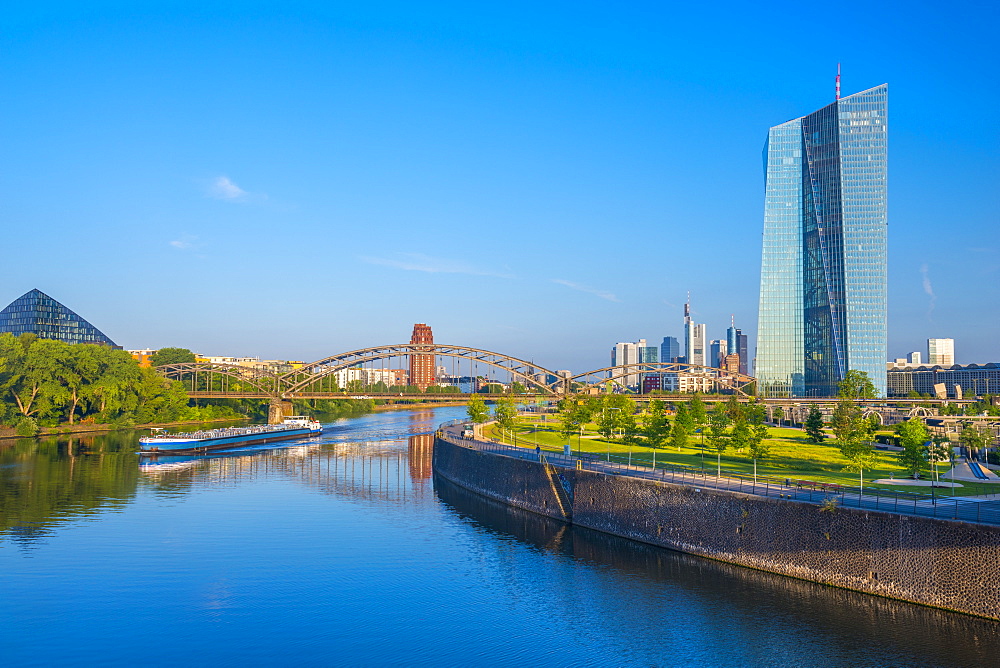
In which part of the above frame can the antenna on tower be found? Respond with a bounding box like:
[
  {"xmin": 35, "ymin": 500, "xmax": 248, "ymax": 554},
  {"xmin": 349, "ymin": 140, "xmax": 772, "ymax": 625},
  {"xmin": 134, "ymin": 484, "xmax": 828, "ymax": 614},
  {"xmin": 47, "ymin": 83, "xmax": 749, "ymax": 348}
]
[
  {"xmin": 836, "ymin": 63, "xmax": 841, "ymax": 100},
  {"xmin": 731, "ymin": 314, "xmax": 735, "ymax": 327}
]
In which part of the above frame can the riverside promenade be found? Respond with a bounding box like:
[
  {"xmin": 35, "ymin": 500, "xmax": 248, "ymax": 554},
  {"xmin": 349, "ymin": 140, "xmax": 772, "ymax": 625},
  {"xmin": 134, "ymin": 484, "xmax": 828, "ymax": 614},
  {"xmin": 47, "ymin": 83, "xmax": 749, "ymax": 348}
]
[{"xmin": 438, "ymin": 420, "xmax": 1000, "ymax": 527}]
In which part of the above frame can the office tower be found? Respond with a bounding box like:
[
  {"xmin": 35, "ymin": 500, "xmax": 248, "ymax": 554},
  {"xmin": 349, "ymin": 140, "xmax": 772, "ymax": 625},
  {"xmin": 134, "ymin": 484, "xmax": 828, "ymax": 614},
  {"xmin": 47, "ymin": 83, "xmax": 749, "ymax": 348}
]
[
  {"xmin": 927, "ymin": 338, "xmax": 955, "ymax": 366},
  {"xmin": 408, "ymin": 323, "xmax": 435, "ymax": 390},
  {"xmin": 737, "ymin": 333, "xmax": 748, "ymax": 376},
  {"xmin": 683, "ymin": 298, "xmax": 707, "ymax": 366},
  {"xmin": 710, "ymin": 340, "xmax": 728, "ymax": 369},
  {"xmin": 909, "ymin": 351, "xmax": 921, "ymax": 365},
  {"xmin": 660, "ymin": 336, "xmax": 680, "ymax": 364},
  {"xmin": 726, "ymin": 317, "xmax": 750, "ymax": 376},
  {"xmin": 756, "ymin": 82, "xmax": 888, "ymax": 397},
  {"xmin": 0, "ymin": 288, "xmax": 118, "ymax": 346},
  {"xmin": 612, "ymin": 339, "xmax": 647, "ymax": 387}
]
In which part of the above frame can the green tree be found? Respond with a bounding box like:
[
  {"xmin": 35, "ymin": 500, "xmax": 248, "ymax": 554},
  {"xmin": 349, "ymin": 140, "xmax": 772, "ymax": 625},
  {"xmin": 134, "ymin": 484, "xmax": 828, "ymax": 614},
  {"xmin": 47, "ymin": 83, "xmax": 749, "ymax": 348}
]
[
  {"xmin": 670, "ymin": 403, "xmax": 691, "ymax": 451},
  {"xmin": 467, "ymin": 395, "xmax": 489, "ymax": 424},
  {"xmin": 838, "ymin": 369, "xmax": 877, "ymax": 399},
  {"xmin": 493, "ymin": 397, "xmax": 518, "ymax": 435},
  {"xmin": 510, "ymin": 381, "xmax": 527, "ymax": 394},
  {"xmin": 150, "ymin": 347, "xmax": 197, "ymax": 366},
  {"xmin": 706, "ymin": 404, "xmax": 731, "ymax": 476},
  {"xmin": 832, "ymin": 399, "xmax": 878, "ymax": 493},
  {"xmin": 805, "ymin": 407, "xmax": 825, "ymax": 444},
  {"xmin": 640, "ymin": 400, "xmax": 671, "ymax": 451},
  {"xmin": 895, "ymin": 418, "xmax": 930, "ymax": 478},
  {"xmin": 744, "ymin": 404, "xmax": 771, "ymax": 483},
  {"xmin": 688, "ymin": 392, "xmax": 707, "ymax": 429},
  {"xmin": 959, "ymin": 423, "xmax": 992, "ymax": 460},
  {"xmin": 772, "ymin": 406, "xmax": 784, "ymax": 425}
]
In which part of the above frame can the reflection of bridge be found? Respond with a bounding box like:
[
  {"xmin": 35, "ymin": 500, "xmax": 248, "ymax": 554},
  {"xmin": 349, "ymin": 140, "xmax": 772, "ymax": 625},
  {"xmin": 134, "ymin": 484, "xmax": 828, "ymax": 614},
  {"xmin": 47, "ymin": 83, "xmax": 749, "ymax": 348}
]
[{"xmin": 156, "ymin": 344, "xmax": 758, "ymax": 403}]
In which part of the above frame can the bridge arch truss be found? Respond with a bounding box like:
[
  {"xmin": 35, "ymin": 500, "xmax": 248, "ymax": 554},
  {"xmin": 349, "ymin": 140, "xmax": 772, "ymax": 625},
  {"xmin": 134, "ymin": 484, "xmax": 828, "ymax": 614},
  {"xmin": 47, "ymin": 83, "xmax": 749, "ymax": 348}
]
[
  {"xmin": 280, "ymin": 344, "xmax": 565, "ymax": 396},
  {"xmin": 569, "ymin": 362, "xmax": 756, "ymax": 397},
  {"xmin": 156, "ymin": 362, "xmax": 282, "ymax": 397}
]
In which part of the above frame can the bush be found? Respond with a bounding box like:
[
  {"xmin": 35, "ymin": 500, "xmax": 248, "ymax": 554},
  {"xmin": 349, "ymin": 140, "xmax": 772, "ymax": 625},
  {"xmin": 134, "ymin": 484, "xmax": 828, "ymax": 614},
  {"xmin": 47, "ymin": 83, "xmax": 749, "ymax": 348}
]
[{"xmin": 14, "ymin": 416, "xmax": 40, "ymax": 437}]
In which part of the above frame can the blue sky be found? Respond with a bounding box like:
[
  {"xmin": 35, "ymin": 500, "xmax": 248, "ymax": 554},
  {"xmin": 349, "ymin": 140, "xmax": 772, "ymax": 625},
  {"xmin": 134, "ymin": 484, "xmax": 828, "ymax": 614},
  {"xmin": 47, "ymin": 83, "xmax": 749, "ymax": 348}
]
[{"xmin": 2, "ymin": 1, "xmax": 997, "ymax": 371}]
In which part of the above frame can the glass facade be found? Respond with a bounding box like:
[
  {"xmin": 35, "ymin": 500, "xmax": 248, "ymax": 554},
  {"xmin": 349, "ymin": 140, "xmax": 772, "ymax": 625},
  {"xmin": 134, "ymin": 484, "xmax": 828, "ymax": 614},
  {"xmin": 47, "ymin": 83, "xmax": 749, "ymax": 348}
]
[
  {"xmin": 0, "ymin": 289, "xmax": 118, "ymax": 346},
  {"xmin": 757, "ymin": 85, "xmax": 887, "ymax": 397}
]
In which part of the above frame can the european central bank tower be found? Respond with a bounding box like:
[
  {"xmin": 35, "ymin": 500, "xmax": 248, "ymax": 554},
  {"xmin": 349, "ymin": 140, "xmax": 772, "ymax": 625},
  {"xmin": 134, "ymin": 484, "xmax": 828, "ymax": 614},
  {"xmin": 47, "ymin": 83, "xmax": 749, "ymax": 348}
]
[{"xmin": 756, "ymin": 84, "xmax": 888, "ymax": 398}]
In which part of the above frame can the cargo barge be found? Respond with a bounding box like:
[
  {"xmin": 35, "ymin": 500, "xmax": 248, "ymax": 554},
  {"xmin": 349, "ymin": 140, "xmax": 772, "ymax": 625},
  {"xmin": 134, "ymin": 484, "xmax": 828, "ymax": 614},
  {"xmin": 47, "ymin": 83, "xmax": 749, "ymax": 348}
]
[{"xmin": 138, "ymin": 416, "xmax": 323, "ymax": 454}]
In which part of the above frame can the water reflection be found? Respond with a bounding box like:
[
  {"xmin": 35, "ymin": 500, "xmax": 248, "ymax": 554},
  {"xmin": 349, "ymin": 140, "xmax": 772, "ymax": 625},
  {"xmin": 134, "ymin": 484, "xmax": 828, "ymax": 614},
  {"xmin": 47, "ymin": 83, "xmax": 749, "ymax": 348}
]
[
  {"xmin": 434, "ymin": 475, "xmax": 1000, "ymax": 667},
  {"xmin": 3, "ymin": 407, "xmax": 999, "ymax": 668},
  {"xmin": 0, "ymin": 432, "xmax": 140, "ymax": 546}
]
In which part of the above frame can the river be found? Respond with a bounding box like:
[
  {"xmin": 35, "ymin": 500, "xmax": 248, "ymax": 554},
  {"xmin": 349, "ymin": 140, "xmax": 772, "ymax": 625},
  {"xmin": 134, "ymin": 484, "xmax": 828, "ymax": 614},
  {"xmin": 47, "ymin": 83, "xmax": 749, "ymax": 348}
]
[{"xmin": 1, "ymin": 406, "xmax": 997, "ymax": 667}]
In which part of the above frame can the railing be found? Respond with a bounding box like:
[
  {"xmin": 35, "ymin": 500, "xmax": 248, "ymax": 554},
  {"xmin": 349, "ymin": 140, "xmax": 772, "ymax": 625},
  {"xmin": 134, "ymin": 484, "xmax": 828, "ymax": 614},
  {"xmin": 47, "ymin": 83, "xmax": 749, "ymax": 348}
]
[{"xmin": 436, "ymin": 422, "xmax": 1000, "ymax": 526}]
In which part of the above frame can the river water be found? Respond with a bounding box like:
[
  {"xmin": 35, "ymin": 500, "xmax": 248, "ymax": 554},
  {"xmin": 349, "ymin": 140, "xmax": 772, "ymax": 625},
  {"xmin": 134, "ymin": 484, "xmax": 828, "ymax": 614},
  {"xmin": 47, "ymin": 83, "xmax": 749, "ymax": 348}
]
[{"xmin": 1, "ymin": 406, "xmax": 997, "ymax": 667}]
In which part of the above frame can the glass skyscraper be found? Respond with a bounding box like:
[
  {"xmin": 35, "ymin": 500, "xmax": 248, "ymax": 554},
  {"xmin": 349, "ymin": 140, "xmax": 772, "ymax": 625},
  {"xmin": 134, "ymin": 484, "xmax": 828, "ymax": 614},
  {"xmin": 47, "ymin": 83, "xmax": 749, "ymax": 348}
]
[
  {"xmin": 0, "ymin": 289, "xmax": 118, "ymax": 346},
  {"xmin": 756, "ymin": 84, "xmax": 888, "ymax": 397}
]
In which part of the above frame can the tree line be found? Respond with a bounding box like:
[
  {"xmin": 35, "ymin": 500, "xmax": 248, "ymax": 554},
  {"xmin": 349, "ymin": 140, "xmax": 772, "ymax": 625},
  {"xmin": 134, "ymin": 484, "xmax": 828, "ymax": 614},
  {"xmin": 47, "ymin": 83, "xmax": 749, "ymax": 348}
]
[
  {"xmin": 0, "ymin": 334, "xmax": 239, "ymax": 436},
  {"xmin": 467, "ymin": 370, "xmax": 994, "ymax": 489}
]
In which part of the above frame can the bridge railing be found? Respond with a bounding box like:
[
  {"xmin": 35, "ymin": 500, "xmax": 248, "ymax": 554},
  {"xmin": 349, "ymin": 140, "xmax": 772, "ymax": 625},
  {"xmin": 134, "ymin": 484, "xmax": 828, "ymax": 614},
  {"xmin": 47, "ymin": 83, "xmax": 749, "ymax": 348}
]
[{"xmin": 436, "ymin": 422, "xmax": 1000, "ymax": 526}]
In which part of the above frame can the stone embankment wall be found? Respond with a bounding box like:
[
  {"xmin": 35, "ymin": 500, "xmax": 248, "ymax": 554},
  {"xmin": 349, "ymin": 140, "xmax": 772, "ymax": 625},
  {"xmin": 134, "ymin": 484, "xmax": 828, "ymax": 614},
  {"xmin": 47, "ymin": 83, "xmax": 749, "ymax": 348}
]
[{"xmin": 433, "ymin": 437, "xmax": 1000, "ymax": 620}]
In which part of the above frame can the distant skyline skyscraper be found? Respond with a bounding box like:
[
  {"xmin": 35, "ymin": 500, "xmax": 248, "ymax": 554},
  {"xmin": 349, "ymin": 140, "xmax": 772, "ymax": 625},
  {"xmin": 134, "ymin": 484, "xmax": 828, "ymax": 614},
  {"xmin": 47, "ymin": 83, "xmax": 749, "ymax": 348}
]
[
  {"xmin": 726, "ymin": 318, "xmax": 749, "ymax": 376},
  {"xmin": 927, "ymin": 338, "xmax": 955, "ymax": 366},
  {"xmin": 660, "ymin": 336, "xmax": 680, "ymax": 364},
  {"xmin": 408, "ymin": 323, "xmax": 435, "ymax": 390},
  {"xmin": 756, "ymin": 83, "xmax": 888, "ymax": 397},
  {"xmin": 709, "ymin": 339, "xmax": 728, "ymax": 369},
  {"xmin": 611, "ymin": 339, "xmax": 647, "ymax": 387},
  {"xmin": 683, "ymin": 297, "xmax": 707, "ymax": 366}
]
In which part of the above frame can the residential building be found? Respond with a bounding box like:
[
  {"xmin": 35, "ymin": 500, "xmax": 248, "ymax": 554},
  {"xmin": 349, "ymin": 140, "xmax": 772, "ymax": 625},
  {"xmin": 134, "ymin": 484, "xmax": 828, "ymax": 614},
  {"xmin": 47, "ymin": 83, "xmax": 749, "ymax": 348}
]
[
  {"xmin": 128, "ymin": 348, "xmax": 157, "ymax": 367},
  {"xmin": 928, "ymin": 338, "xmax": 955, "ymax": 366},
  {"xmin": 409, "ymin": 323, "xmax": 435, "ymax": 390},
  {"xmin": 756, "ymin": 83, "xmax": 888, "ymax": 397},
  {"xmin": 0, "ymin": 289, "xmax": 118, "ymax": 347}
]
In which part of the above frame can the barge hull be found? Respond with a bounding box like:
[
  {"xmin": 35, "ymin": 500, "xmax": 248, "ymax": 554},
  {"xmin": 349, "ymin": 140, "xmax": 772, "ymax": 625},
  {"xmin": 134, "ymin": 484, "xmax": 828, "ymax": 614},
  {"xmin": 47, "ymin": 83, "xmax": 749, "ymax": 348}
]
[{"xmin": 139, "ymin": 428, "xmax": 322, "ymax": 455}]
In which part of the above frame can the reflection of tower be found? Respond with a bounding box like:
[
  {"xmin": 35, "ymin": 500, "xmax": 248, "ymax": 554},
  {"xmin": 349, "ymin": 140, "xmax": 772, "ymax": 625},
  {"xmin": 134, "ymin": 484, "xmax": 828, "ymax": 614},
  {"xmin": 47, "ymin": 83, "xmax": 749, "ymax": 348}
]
[
  {"xmin": 409, "ymin": 323, "xmax": 435, "ymax": 390},
  {"xmin": 408, "ymin": 433, "xmax": 434, "ymax": 481}
]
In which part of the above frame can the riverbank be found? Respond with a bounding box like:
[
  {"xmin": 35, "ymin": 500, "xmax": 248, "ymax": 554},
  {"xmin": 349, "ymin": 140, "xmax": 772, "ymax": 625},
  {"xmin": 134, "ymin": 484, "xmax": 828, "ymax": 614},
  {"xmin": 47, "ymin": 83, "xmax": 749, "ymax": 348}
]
[
  {"xmin": 0, "ymin": 415, "xmax": 250, "ymax": 442},
  {"xmin": 433, "ymin": 430, "xmax": 1000, "ymax": 621}
]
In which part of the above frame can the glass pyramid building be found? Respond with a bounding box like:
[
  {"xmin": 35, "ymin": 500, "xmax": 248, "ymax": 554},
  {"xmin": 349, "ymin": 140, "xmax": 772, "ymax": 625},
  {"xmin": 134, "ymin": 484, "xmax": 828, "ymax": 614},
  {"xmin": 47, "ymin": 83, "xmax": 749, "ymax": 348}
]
[
  {"xmin": 756, "ymin": 84, "xmax": 888, "ymax": 397},
  {"xmin": 0, "ymin": 289, "xmax": 118, "ymax": 346}
]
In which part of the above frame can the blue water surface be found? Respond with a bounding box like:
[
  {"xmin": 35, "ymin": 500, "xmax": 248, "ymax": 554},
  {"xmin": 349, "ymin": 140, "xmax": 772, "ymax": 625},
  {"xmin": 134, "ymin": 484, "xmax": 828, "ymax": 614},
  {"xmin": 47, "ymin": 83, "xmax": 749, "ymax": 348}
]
[{"xmin": 1, "ymin": 406, "xmax": 997, "ymax": 667}]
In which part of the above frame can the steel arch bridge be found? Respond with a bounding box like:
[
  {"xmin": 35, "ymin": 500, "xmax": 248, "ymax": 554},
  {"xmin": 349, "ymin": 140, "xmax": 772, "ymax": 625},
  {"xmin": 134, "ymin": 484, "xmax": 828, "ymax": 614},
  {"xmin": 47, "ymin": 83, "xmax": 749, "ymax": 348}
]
[
  {"xmin": 157, "ymin": 362, "xmax": 283, "ymax": 397},
  {"xmin": 569, "ymin": 362, "xmax": 756, "ymax": 397},
  {"xmin": 156, "ymin": 351, "xmax": 758, "ymax": 400},
  {"xmin": 279, "ymin": 344, "xmax": 563, "ymax": 396}
]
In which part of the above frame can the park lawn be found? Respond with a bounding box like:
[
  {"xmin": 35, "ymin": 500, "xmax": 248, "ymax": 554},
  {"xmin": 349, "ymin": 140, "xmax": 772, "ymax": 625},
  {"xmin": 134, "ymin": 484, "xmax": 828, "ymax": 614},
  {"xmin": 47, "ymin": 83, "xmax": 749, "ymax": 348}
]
[{"xmin": 481, "ymin": 417, "xmax": 999, "ymax": 498}]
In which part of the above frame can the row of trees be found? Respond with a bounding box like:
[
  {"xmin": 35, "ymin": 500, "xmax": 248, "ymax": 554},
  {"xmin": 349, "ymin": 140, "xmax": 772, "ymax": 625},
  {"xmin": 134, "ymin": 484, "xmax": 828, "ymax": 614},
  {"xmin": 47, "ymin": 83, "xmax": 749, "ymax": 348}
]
[
  {"xmin": 548, "ymin": 393, "xmax": 775, "ymax": 480},
  {"xmin": 0, "ymin": 334, "xmax": 237, "ymax": 435},
  {"xmin": 471, "ymin": 369, "xmax": 996, "ymax": 490}
]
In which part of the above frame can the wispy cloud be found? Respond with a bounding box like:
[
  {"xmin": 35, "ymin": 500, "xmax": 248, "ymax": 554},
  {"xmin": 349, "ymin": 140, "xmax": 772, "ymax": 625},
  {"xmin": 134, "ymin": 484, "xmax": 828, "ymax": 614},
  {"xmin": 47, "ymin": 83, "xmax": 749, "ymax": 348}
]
[
  {"xmin": 551, "ymin": 279, "xmax": 619, "ymax": 302},
  {"xmin": 169, "ymin": 234, "xmax": 198, "ymax": 251},
  {"xmin": 920, "ymin": 263, "xmax": 936, "ymax": 320},
  {"xmin": 206, "ymin": 176, "xmax": 265, "ymax": 203},
  {"xmin": 360, "ymin": 253, "xmax": 514, "ymax": 278}
]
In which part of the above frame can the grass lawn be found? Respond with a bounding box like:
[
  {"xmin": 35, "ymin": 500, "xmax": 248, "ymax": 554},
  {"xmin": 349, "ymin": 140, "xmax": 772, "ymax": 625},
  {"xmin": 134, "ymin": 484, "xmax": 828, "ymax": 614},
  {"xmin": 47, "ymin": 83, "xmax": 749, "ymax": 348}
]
[{"xmin": 483, "ymin": 417, "xmax": 999, "ymax": 498}]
